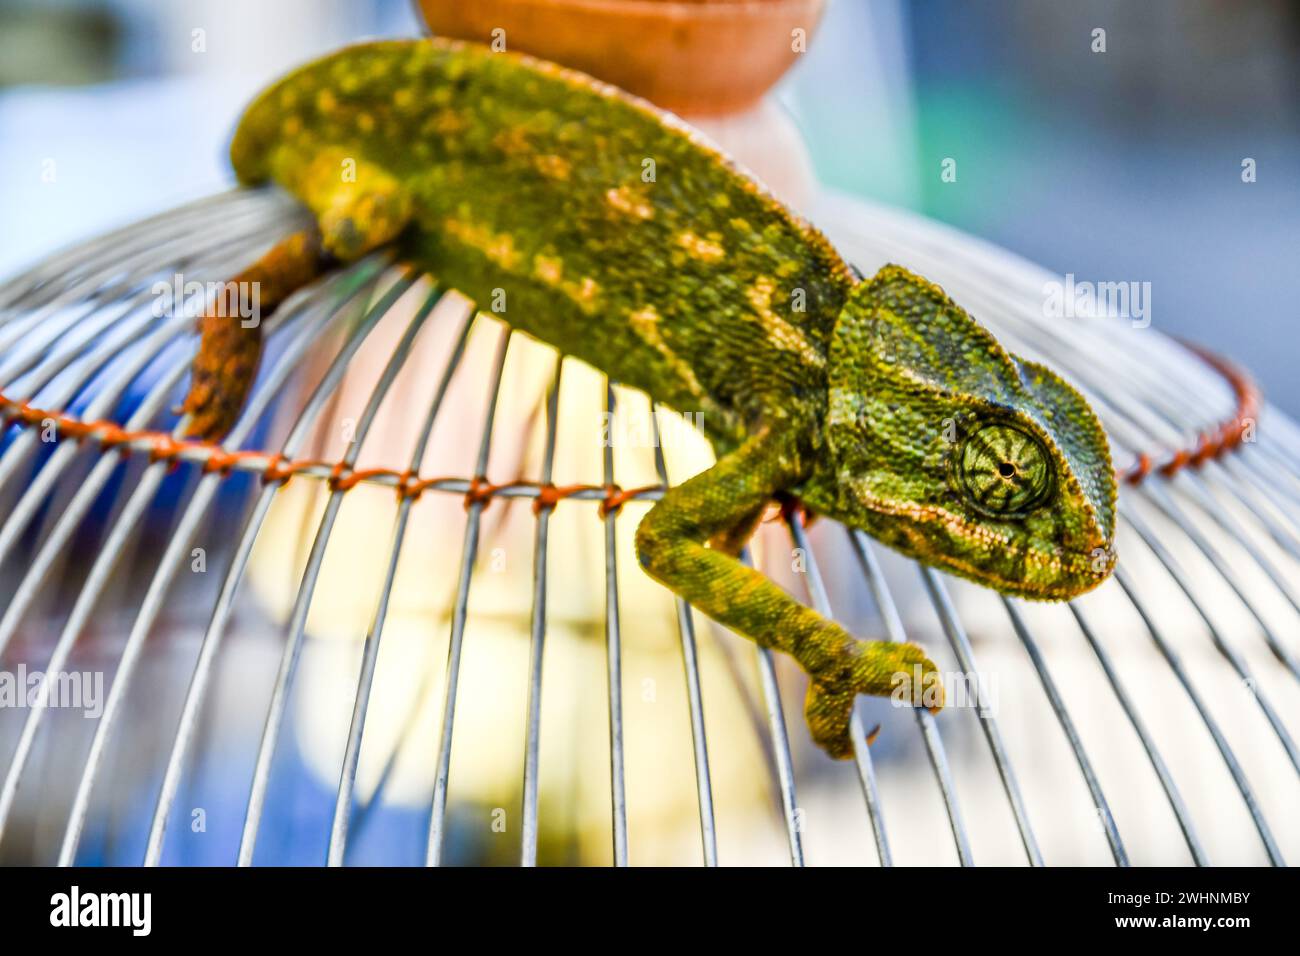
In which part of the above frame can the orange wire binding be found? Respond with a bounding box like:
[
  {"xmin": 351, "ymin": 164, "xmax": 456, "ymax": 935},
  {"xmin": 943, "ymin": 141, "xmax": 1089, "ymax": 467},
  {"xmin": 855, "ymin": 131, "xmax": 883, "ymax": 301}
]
[
  {"xmin": 1114, "ymin": 342, "xmax": 1261, "ymax": 486},
  {"xmin": 0, "ymin": 341, "xmax": 1261, "ymax": 511}
]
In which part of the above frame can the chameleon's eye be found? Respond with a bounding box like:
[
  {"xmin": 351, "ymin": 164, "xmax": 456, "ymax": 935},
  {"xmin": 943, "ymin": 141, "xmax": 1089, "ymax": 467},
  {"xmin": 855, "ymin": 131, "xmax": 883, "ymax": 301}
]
[{"xmin": 954, "ymin": 423, "xmax": 1054, "ymax": 517}]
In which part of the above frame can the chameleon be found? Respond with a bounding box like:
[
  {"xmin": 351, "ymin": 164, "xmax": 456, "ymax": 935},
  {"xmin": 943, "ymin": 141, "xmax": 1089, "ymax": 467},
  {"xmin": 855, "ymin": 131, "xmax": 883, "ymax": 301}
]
[{"xmin": 181, "ymin": 38, "xmax": 1117, "ymax": 758}]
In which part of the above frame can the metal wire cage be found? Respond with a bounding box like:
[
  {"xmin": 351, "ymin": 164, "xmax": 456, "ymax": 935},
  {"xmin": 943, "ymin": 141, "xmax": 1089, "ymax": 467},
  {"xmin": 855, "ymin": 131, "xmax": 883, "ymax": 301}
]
[{"xmin": 1, "ymin": 186, "xmax": 1298, "ymax": 867}]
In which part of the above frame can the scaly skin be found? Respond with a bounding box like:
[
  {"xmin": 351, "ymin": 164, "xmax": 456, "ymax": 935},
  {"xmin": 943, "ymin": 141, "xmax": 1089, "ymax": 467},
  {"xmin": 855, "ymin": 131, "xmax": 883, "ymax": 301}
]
[{"xmin": 184, "ymin": 38, "xmax": 1118, "ymax": 758}]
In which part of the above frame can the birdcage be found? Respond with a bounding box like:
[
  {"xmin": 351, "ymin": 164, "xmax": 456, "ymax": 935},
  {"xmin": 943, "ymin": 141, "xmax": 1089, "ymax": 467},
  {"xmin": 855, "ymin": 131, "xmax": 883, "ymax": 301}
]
[{"xmin": 0, "ymin": 184, "xmax": 1297, "ymax": 867}]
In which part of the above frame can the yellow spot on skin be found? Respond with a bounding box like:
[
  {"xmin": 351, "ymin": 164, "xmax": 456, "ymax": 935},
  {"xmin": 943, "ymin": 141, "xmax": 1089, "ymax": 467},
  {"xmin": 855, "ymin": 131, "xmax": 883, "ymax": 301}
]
[
  {"xmin": 627, "ymin": 305, "xmax": 706, "ymax": 398},
  {"xmin": 605, "ymin": 185, "xmax": 654, "ymax": 220},
  {"xmin": 486, "ymin": 235, "xmax": 519, "ymax": 269},
  {"xmin": 317, "ymin": 89, "xmax": 337, "ymax": 113},
  {"xmin": 356, "ymin": 112, "xmax": 375, "ymax": 134},
  {"xmin": 283, "ymin": 116, "xmax": 302, "ymax": 136},
  {"xmin": 553, "ymin": 274, "xmax": 600, "ymax": 312},
  {"xmin": 443, "ymin": 217, "xmax": 521, "ymax": 270},
  {"xmin": 677, "ymin": 230, "xmax": 725, "ymax": 262},
  {"xmin": 393, "ymin": 88, "xmax": 415, "ymax": 109},
  {"xmin": 493, "ymin": 126, "xmax": 531, "ymax": 157},
  {"xmin": 427, "ymin": 109, "xmax": 466, "ymax": 136},
  {"xmin": 628, "ymin": 305, "xmax": 661, "ymax": 337},
  {"xmin": 534, "ymin": 154, "xmax": 571, "ymax": 181},
  {"xmin": 746, "ymin": 277, "xmax": 824, "ymax": 367},
  {"xmin": 534, "ymin": 254, "xmax": 564, "ymax": 285}
]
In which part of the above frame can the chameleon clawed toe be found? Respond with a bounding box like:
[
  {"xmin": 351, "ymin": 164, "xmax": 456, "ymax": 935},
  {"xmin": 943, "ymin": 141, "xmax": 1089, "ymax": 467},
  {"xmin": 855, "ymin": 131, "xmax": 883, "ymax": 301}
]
[{"xmin": 805, "ymin": 639, "xmax": 943, "ymax": 758}]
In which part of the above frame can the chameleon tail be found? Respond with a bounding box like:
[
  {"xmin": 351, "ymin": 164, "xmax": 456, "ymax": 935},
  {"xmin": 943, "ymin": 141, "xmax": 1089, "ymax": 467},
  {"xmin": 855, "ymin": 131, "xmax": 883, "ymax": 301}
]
[{"xmin": 181, "ymin": 229, "xmax": 334, "ymax": 440}]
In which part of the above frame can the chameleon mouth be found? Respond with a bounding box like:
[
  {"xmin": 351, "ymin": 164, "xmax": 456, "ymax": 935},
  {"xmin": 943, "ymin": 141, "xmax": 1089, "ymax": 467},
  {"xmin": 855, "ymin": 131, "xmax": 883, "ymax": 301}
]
[
  {"xmin": 972, "ymin": 540, "xmax": 1117, "ymax": 601},
  {"xmin": 842, "ymin": 481, "xmax": 1115, "ymax": 599},
  {"xmin": 911, "ymin": 508, "xmax": 1116, "ymax": 600}
]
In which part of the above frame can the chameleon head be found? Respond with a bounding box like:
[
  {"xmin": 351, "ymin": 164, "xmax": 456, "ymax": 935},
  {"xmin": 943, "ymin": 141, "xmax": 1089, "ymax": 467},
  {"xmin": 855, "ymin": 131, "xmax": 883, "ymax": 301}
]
[{"xmin": 805, "ymin": 264, "xmax": 1118, "ymax": 600}]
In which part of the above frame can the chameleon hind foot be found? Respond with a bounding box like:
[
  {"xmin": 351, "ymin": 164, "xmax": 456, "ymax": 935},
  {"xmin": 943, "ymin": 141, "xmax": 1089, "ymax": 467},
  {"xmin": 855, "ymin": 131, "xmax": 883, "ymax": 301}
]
[
  {"xmin": 183, "ymin": 162, "xmax": 414, "ymax": 440},
  {"xmin": 182, "ymin": 229, "xmax": 334, "ymax": 440},
  {"xmin": 805, "ymin": 640, "xmax": 943, "ymax": 759}
]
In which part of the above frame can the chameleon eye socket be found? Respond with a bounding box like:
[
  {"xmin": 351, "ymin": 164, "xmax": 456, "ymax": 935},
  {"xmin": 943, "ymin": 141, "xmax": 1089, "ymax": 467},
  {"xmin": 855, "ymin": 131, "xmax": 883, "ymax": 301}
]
[{"xmin": 954, "ymin": 423, "xmax": 1054, "ymax": 517}]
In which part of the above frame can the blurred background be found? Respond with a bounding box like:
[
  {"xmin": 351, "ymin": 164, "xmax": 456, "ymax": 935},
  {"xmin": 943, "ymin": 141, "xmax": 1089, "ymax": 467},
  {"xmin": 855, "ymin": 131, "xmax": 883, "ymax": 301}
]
[{"xmin": 1, "ymin": 0, "xmax": 1298, "ymax": 868}]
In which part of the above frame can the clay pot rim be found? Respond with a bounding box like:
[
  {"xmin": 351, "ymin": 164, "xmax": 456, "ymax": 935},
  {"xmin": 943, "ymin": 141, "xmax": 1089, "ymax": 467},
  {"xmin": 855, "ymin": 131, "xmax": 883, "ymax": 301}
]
[
  {"xmin": 417, "ymin": 0, "xmax": 825, "ymax": 114},
  {"xmin": 421, "ymin": 0, "xmax": 820, "ymax": 19}
]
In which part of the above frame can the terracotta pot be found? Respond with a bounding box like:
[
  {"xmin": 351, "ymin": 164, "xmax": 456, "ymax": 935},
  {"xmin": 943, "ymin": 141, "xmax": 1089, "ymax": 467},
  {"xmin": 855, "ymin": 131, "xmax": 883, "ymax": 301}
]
[{"xmin": 416, "ymin": 0, "xmax": 825, "ymax": 115}]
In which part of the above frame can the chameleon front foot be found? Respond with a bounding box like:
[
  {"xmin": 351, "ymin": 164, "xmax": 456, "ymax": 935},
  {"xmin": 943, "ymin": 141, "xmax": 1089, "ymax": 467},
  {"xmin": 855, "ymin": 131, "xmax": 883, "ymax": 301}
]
[
  {"xmin": 634, "ymin": 429, "xmax": 948, "ymax": 760},
  {"xmin": 804, "ymin": 639, "xmax": 943, "ymax": 760}
]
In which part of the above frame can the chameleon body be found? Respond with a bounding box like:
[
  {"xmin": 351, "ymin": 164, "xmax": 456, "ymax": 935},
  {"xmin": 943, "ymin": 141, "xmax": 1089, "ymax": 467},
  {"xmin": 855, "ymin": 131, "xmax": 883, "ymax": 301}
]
[{"xmin": 185, "ymin": 38, "xmax": 1117, "ymax": 758}]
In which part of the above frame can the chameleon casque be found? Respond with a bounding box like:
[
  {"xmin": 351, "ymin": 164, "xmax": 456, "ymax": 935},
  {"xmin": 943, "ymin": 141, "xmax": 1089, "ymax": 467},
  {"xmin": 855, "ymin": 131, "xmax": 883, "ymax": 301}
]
[{"xmin": 182, "ymin": 38, "xmax": 1117, "ymax": 758}]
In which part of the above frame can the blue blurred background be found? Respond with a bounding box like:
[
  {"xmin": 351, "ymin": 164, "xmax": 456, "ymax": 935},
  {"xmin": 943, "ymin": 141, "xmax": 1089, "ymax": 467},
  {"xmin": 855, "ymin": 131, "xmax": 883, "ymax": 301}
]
[{"xmin": 1, "ymin": 0, "xmax": 1297, "ymax": 420}]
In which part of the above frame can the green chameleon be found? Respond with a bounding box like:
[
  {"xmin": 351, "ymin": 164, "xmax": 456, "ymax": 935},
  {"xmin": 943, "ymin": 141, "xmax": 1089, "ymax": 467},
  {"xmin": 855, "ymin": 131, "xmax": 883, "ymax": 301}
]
[{"xmin": 183, "ymin": 38, "xmax": 1117, "ymax": 758}]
